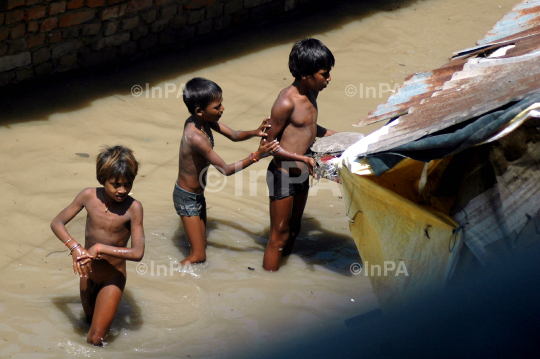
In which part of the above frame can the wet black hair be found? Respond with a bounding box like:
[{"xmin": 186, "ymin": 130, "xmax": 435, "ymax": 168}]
[
  {"xmin": 183, "ymin": 77, "xmax": 223, "ymax": 115},
  {"xmin": 96, "ymin": 145, "xmax": 139, "ymax": 185},
  {"xmin": 289, "ymin": 38, "xmax": 335, "ymax": 79}
]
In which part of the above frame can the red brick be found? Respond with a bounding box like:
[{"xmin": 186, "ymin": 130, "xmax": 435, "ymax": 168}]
[
  {"xmin": 0, "ymin": 27, "xmax": 8, "ymax": 42},
  {"xmin": 24, "ymin": 6, "xmax": 47, "ymax": 21},
  {"xmin": 10, "ymin": 23, "xmax": 26, "ymax": 39},
  {"xmin": 35, "ymin": 61, "xmax": 53, "ymax": 76},
  {"xmin": 123, "ymin": 0, "xmax": 153, "ymax": 14},
  {"xmin": 67, "ymin": 0, "xmax": 84, "ymax": 9},
  {"xmin": 16, "ymin": 68, "xmax": 34, "ymax": 81},
  {"xmin": 27, "ymin": 32, "xmax": 46, "ymax": 47},
  {"xmin": 160, "ymin": 4, "xmax": 177, "ymax": 20},
  {"xmin": 26, "ymin": 0, "xmax": 43, "ymax": 5},
  {"xmin": 41, "ymin": 17, "xmax": 59, "ymax": 32},
  {"xmin": 122, "ymin": 15, "xmax": 138, "ymax": 30},
  {"xmin": 100, "ymin": 5, "xmax": 124, "ymax": 20},
  {"xmin": 139, "ymin": 8, "xmax": 156, "ymax": 23},
  {"xmin": 6, "ymin": 10, "xmax": 24, "ymax": 24},
  {"xmin": 82, "ymin": 22, "xmax": 101, "ymax": 35},
  {"xmin": 62, "ymin": 25, "xmax": 79, "ymax": 38},
  {"xmin": 102, "ymin": 20, "xmax": 118, "ymax": 36},
  {"xmin": 8, "ymin": 38, "xmax": 27, "ymax": 53},
  {"xmin": 86, "ymin": 0, "xmax": 105, "ymax": 7},
  {"xmin": 7, "ymin": 0, "xmax": 26, "ymax": 10},
  {"xmin": 58, "ymin": 9, "xmax": 96, "ymax": 27},
  {"xmin": 155, "ymin": 0, "xmax": 173, "ymax": 6},
  {"xmin": 49, "ymin": 1, "xmax": 67, "ymax": 15},
  {"xmin": 48, "ymin": 30, "xmax": 62, "ymax": 42},
  {"xmin": 107, "ymin": 0, "xmax": 122, "ymax": 4},
  {"xmin": 183, "ymin": 0, "xmax": 214, "ymax": 10},
  {"xmin": 32, "ymin": 47, "xmax": 51, "ymax": 64},
  {"xmin": 27, "ymin": 21, "xmax": 39, "ymax": 33},
  {"xmin": 0, "ymin": 13, "xmax": 4, "ymax": 26},
  {"xmin": 58, "ymin": 52, "xmax": 78, "ymax": 68},
  {"xmin": 0, "ymin": 42, "xmax": 7, "ymax": 57}
]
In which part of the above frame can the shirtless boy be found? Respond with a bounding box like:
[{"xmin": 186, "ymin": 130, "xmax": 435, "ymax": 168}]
[
  {"xmin": 175, "ymin": 77, "xmax": 280, "ymax": 265},
  {"xmin": 50, "ymin": 145, "xmax": 144, "ymax": 346},
  {"xmin": 263, "ymin": 38, "xmax": 337, "ymax": 271}
]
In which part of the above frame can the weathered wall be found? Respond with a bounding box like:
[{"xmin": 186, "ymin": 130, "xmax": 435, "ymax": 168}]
[{"xmin": 0, "ymin": 0, "xmax": 317, "ymax": 86}]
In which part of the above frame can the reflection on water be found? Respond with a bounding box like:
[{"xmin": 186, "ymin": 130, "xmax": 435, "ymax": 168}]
[{"xmin": 52, "ymin": 290, "xmax": 143, "ymax": 355}]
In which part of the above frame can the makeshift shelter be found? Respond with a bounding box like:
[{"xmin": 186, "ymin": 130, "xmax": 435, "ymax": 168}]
[{"xmin": 339, "ymin": 0, "xmax": 540, "ymax": 311}]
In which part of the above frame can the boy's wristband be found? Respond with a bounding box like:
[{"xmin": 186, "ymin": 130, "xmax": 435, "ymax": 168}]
[
  {"xmin": 249, "ymin": 152, "xmax": 259, "ymax": 163},
  {"xmin": 69, "ymin": 243, "xmax": 81, "ymax": 255},
  {"xmin": 64, "ymin": 238, "xmax": 73, "ymax": 247}
]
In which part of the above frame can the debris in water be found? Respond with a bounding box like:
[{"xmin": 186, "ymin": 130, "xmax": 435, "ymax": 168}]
[
  {"xmin": 75, "ymin": 153, "xmax": 89, "ymax": 158},
  {"xmin": 248, "ymin": 267, "xmax": 254, "ymax": 271}
]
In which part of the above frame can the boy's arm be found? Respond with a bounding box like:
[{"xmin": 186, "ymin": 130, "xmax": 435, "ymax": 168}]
[
  {"xmin": 86, "ymin": 200, "xmax": 145, "ymax": 262},
  {"xmin": 50, "ymin": 188, "xmax": 94, "ymax": 277},
  {"xmin": 316, "ymin": 125, "xmax": 337, "ymax": 137},
  {"xmin": 193, "ymin": 133, "xmax": 280, "ymax": 176},
  {"xmin": 209, "ymin": 118, "xmax": 270, "ymax": 142}
]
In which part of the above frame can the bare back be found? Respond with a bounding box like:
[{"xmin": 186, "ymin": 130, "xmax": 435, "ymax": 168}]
[{"xmin": 177, "ymin": 119, "xmax": 213, "ymax": 194}]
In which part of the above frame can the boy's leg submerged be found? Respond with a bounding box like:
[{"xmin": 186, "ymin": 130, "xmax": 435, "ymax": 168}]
[
  {"xmin": 86, "ymin": 277, "xmax": 126, "ymax": 346},
  {"xmin": 174, "ymin": 183, "xmax": 207, "ymax": 265},
  {"xmin": 264, "ymin": 191, "xmax": 309, "ymax": 271},
  {"xmin": 264, "ymin": 161, "xmax": 310, "ymax": 271},
  {"xmin": 80, "ymin": 277, "xmax": 98, "ymax": 323},
  {"xmin": 282, "ymin": 191, "xmax": 309, "ymax": 256},
  {"xmin": 264, "ymin": 196, "xmax": 294, "ymax": 271},
  {"xmin": 180, "ymin": 208, "xmax": 207, "ymax": 265}
]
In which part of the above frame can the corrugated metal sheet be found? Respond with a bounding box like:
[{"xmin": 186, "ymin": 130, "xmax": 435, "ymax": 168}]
[
  {"xmin": 478, "ymin": 0, "xmax": 540, "ymax": 45},
  {"xmin": 354, "ymin": 0, "xmax": 540, "ymax": 155}
]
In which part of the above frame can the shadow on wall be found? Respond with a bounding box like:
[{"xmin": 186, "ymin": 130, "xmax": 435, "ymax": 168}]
[{"xmin": 0, "ymin": 0, "xmax": 418, "ymax": 126}]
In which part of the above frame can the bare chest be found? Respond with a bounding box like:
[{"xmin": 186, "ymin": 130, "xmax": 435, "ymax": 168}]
[
  {"xmin": 85, "ymin": 204, "xmax": 131, "ymax": 243},
  {"xmin": 289, "ymin": 94, "xmax": 318, "ymax": 129}
]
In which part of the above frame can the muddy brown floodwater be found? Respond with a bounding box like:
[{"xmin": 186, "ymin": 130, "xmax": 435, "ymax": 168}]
[{"xmin": 0, "ymin": 0, "xmax": 517, "ymax": 357}]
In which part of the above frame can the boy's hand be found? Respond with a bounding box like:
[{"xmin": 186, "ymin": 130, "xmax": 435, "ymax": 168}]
[
  {"xmin": 87, "ymin": 245, "xmax": 102, "ymax": 261},
  {"xmin": 72, "ymin": 247, "xmax": 93, "ymax": 277},
  {"xmin": 255, "ymin": 117, "xmax": 271, "ymax": 138},
  {"xmin": 257, "ymin": 139, "xmax": 281, "ymax": 159},
  {"xmin": 304, "ymin": 157, "xmax": 318, "ymax": 179}
]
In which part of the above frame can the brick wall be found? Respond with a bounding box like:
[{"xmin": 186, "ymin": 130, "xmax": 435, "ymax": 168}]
[{"xmin": 0, "ymin": 0, "xmax": 317, "ymax": 86}]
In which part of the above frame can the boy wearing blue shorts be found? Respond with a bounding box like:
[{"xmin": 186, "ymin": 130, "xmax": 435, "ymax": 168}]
[{"xmin": 174, "ymin": 78, "xmax": 281, "ymax": 265}]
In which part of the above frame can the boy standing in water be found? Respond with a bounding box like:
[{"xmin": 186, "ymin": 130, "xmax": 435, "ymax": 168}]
[
  {"xmin": 51, "ymin": 145, "xmax": 145, "ymax": 346},
  {"xmin": 263, "ymin": 38, "xmax": 337, "ymax": 271},
  {"xmin": 175, "ymin": 77, "xmax": 280, "ymax": 265}
]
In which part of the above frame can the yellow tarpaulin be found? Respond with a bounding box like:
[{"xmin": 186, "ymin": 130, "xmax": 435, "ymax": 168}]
[{"xmin": 340, "ymin": 159, "xmax": 462, "ymax": 311}]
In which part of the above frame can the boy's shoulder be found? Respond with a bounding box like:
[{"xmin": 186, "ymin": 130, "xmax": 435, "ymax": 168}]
[
  {"xmin": 274, "ymin": 86, "xmax": 297, "ymax": 112},
  {"xmin": 79, "ymin": 187, "xmax": 98, "ymax": 200},
  {"xmin": 182, "ymin": 121, "xmax": 212, "ymax": 151},
  {"xmin": 127, "ymin": 197, "xmax": 143, "ymax": 212}
]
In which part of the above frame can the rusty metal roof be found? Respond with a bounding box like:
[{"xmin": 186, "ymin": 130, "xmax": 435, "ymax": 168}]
[
  {"xmin": 478, "ymin": 0, "xmax": 540, "ymax": 45},
  {"xmin": 354, "ymin": 0, "xmax": 540, "ymax": 155}
]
